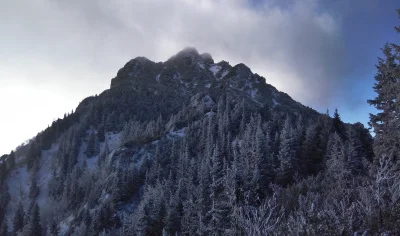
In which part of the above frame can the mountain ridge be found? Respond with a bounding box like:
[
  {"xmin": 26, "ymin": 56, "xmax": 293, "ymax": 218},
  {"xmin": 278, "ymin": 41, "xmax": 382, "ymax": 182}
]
[
  {"xmin": 109, "ymin": 47, "xmax": 317, "ymax": 118},
  {"xmin": 0, "ymin": 47, "xmax": 375, "ymax": 236}
]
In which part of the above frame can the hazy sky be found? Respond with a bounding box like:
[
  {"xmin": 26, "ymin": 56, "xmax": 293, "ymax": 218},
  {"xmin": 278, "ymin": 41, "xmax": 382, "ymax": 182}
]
[{"xmin": 0, "ymin": 0, "xmax": 399, "ymax": 155}]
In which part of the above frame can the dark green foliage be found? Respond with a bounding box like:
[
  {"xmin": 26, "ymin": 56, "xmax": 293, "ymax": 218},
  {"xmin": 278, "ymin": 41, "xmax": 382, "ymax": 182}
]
[
  {"xmin": 354, "ymin": 122, "xmax": 374, "ymax": 161},
  {"xmin": 0, "ymin": 221, "xmax": 7, "ymax": 236},
  {"xmin": 41, "ymin": 111, "xmax": 79, "ymax": 150},
  {"xmin": 368, "ymin": 17, "xmax": 400, "ymax": 161},
  {"xmin": 85, "ymin": 130, "xmax": 100, "ymax": 158},
  {"xmin": 29, "ymin": 177, "xmax": 40, "ymax": 200},
  {"xmin": 325, "ymin": 132, "xmax": 349, "ymax": 181},
  {"xmin": 277, "ymin": 117, "xmax": 297, "ymax": 185},
  {"xmin": 6, "ymin": 151, "xmax": 15, "ymax": 170},
  {"xmin": 26, "ymin": 140, "xmax": 41, "ymax": 170},
  {"xmin": 97, "ymin": 139, "xmax": 109, "ymax": 167},
  {"xmin": 332, "ymin": 108, "xmax": 345, "ymax": 137},
  {"xmin": 13, "ymin": 202, "xmax": 24, "ymax": 235},
  {"xmin": 27, "ymin": 202, "xmax": 42, "ymax": 236},
  {"xmin": 0, "ymin": 183, "xmax": 9, "ymax": 226},
  {"xmin": 207, "ymin": 142, "xmax": 229, "ymax": 234},
  {"xmin": 97, "ymin": 124, "xmax": 105, "ymax": 142},
  {"xmin": 0, "ymin": 162, "xmax": 7, "ymax": 184},
  {"xmin": 90, "ymin": 202, "xmax": 119, "ymax": 235},
  {"xmin": 345, "ymin": 126, "xmax": 365, "ymax": 175},
  {"xmin": 113, "ymin": 167, "xmax": 127, "ymax": 203},
  {"xmin": 301, "ymin": 124, "xmax": 320, "ymax": 176},
  {"xmin": 57, "ymin": 125, "xmax": 81, "ymax": 174},
  {"xmin": 47, "ymin": 220, "xmax": 59, "ymax": 236}
]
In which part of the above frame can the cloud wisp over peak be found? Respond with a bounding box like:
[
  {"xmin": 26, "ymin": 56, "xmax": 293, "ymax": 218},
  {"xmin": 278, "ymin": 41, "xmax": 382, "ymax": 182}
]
[{"xmin": 1, "ymin": 0, "xmax": 346, "ymax": 102}]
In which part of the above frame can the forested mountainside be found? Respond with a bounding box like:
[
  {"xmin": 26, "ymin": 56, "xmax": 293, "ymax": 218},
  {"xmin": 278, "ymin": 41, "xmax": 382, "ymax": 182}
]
[{"xmin": 1, "ymin": 45, "xmax": 399, "ymax": 236}]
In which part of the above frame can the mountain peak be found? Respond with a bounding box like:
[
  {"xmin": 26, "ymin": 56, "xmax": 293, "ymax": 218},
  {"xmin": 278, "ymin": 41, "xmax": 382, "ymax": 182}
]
[
  {"xmin": 176, "ymin": 47, "xmax": 200, "ymax": 57},
  {"xmin": 167, "ymin": 47, "xmax": 214, "ymax": 65},
  {"xmin": 131, "ymin": 56, "xmax": 151, "ymax": 64}
]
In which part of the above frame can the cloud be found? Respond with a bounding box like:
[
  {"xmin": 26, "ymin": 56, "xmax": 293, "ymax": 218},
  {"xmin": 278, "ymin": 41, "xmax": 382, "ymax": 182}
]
[
  {"xmin": 0, "ymin": 0, "xmax": 348, "ymax": 153},
  {"xmin": 1, "ymin": 0, "xmax": 347, "ymax": 100}
]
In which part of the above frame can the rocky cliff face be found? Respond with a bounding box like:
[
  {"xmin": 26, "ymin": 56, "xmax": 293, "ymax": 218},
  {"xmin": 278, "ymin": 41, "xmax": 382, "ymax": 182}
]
[{"xmin": 110, "ymin": 47, "xmax": 315, "ymax": 116}]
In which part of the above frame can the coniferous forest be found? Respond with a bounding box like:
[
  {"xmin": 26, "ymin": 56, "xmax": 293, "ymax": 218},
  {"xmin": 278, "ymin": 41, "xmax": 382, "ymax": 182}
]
[{"xmin": 0, "ymin": 9, "xmax": 399, "ymax": 236}]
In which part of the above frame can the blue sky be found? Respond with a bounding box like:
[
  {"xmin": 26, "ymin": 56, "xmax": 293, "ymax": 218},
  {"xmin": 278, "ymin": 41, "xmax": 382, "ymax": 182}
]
[
  {"xmin": 249, "ymin": 0, "xmax": 400, "ymax": 127},
  {"xmin": 0, "ymin": 0, "xmax": 398, "ymax": 154},
  {"xmin": 322, "ymin": 0, "xmax": 399, "ymax": 127}
]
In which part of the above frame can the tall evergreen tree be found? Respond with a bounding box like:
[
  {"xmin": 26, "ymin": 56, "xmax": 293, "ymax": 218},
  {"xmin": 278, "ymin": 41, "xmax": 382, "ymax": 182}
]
[
  {"xmin": 26, "ymin": 141, "xmax": 41, "ymax": 170},
  {"xmin": 332, "ymin": 108, "xmax": 345, "ymax": 137},
  {"xmin": 97, "ymin": 123, "xmax": 106, "ymax": 142},
  {"xmin": 325, "ymin": 132, "xmax": 349, "ymax": 182},
  {"xmin": 0, "ymin": 221, "xmax": 7, "ymax": 236},
  {"xmin": 27, "ymin": 202, "xmax": 42, "ymax": 236},
  {"xmin": 120, "ymin": 122, "xmax": 131, "ymax": 145},
  {"xmin": 256, "ymin": 122, "xmax": 274, "ymax": 191},
  {"xmin": 368, "ymin": 41, "xmax": 400, "ymax": 161},
  {"xmin": 345, "ymin": 126, "xmax": 364, "ymax": 175},
  {"xmin": 301, "ymin": 124, "xmax": 320, "ymax": 176},
  {"xmin": 120, "ymin": 213, "xmax": 135, "ymax": 236},
  {"xmin": 207, "ymin": 142, "xmax": 228, "ymax": 234},
  {"xmin": 0, "ymin": 163, "xmax": 7, "ymax": 184},
  {"xmin": 47, "ymin": 220, "xmax": 59, "ymax": 236},
  {"xmin": 29, "ymin": 177, "xmax": 40, "ymax": 200},
  {"xmin": 97, "ymin": 139, "xmax": 110, "ymax": 167},
  {"xmin": 277, "ymin": 117, "xmax": 297, "ymax": 185},
  {"xmin": 86, "ymin": 130, "xmax": 99, "ymax": 158},
  {"xmin": 13, "ymin": 202, "xmax": 25, "ymax": 235},
  {"xmin": 0, "ymin": 182, "xmax": 10, "ymax": 225},
  {"xmin": 113, "ymin": 166, "xmax": 127, "ymax": 202},
  {"xmin": 6, "ymin": 151, "xmax": 15, "ymax": 170}
]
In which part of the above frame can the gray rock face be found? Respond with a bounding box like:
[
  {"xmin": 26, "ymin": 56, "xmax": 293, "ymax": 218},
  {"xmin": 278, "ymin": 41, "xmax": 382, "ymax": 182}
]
[{"xmin": 109, "ymin": 47, "xmax": 316, "ymax": 116}]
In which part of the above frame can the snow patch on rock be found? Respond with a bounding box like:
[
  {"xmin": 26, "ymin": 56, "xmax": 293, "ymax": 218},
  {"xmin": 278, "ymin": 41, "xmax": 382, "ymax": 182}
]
[
  {"xmin": 209, "ymin": 64, "xmax": 221, "ymax": 76},
  {"xmin": 106, "ymin": 132, "xmax": 121, "ymax": 151},
  {"xmin": 59, "ymin": 215, "xmax": 75, "ymax": 236},
  {"xmin": 250, "ymin": 89, "xmax": 257, "ymax": 99},
  {"xmin": 198, "ymin": 62, "xmax": 205, "ymax": 69},
  {"xmin": 168, "ymin": 128, "xmax": 185, "ymax": 137},
  {"xmin": 205, "ymin": 111, "xmax": 215, "ymax": 117},
  {"xmin": 273, "ymin": 98, "xmax": 279, "ymax": 106},
  {"xmin": 221, "ymin": 70, "xmax": 229, "ymax": 79}
]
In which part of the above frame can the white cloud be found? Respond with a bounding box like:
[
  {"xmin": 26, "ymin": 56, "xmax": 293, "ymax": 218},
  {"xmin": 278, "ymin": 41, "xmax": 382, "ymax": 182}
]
[{"xmin": 0, "ymin": 0, "xmax": 346, "ymax": 154}]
